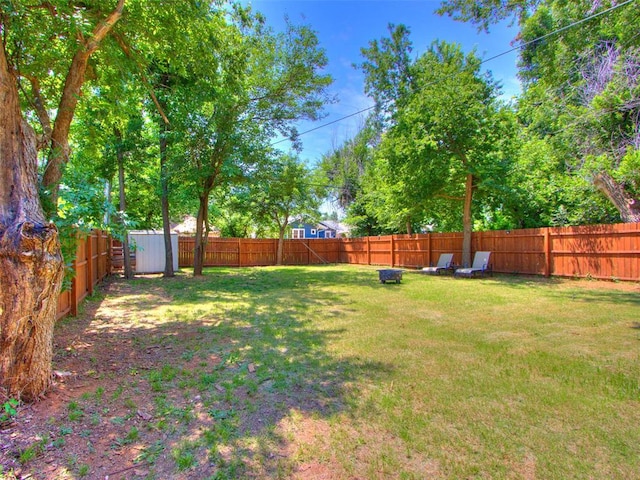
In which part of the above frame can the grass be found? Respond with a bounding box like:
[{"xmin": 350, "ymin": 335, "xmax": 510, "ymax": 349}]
[{"xmin": 38, "ymin": 265, "xmax": 640, "ymax": 478}]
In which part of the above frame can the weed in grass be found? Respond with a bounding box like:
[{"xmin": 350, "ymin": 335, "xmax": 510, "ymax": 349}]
[
  {"xmin": 94, "ymin": 386, "xmax": 105, "ymax": 402},
  {"xmin": 111, "ymin": 385, "xmax": 124, "ymax": 401},
  {"xmin": 135, "ymin": 440, "xmax": 165, "ymax": 465},
  {"xmin": 125, "ymin": 426, "xmax": 140, "ymax": 442},
  {"xmin": 172, "ymin": 440, "xmax": 199, "ymax": 471},
  {"xmin": 51, "ymin": 437, "xmax": 66, "ymax": 449},
  {"xmin": 110, "ymin": 416, "xmax": 125, "ymax": 426},
  {"xmin": 90, "ymin": 412, "xmax": 101, "ymax": 426},
  {"xmin": 77, "ymin": 464, "xmax": 90, "ymax": 477},
  {"xmin": 67, "ymin": 401, "xmax": 83, "ymax": 421},
  {"xmin": 66, "ymin": 453, "xmax": 78, "ymax": 469},
  {"xmin": 18, "ymin": 444, "xmax": 39, "ymax": 464},
  {"xmin": 0, "ymin": 398, "xmax": 19, "ymax": 424},
  {"xmin": 112, "ymin": 426, "xmax": 140, "ymax": 449},
  {"xmin": 17, "ymin": 434, "xmax": 49, "ymax": 464},
  {"xmin": 199, "ymin": 372, "xmax": 218, "ymax": 389},
  {"xmin": 181, "ymin": 350, "xmax": 195, "ymax": 361}
]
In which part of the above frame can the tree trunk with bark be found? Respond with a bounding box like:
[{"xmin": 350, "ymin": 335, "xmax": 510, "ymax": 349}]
[
  {"xmin": 461, "ymin": 173, "xmax": 475, "ymax": 267},
  {"xmin": 593, "ymin": 172, "xmax": 640, "ymax": 223},
  {"xmin": 276, "ymin": 223, "xmax": 287, "ymax": 265},
  {"xmin": 405, "ymin": 220, "xmax": 412, "ymax": 236},
  {"xmin": 0, "ymin": 45, "xmax": 64, "ymax": 401},
  {"xmin": 1, "ymin": 2, "xmax": 124, "ymax": 400},
  {"xmin": 115, "ymin": 128, "xmax": 133, "ymax": 279},
  {"xmin": 193, "ymin": 192, "xmax": 211, "ymax": 276},
  {"xmin": 159, "ymin": 120, "xmax": 174, "ymax": 277}
]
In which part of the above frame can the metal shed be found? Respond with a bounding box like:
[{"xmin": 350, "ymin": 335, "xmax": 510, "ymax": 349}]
[{"xmin": 129, "ymin": 230, "xmax": 179, "ymax": 274}]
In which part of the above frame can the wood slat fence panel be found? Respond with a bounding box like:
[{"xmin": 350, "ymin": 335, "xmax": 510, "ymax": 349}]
[
  {"xmin": 242, "ymin": 239, "xmax": 278, "ymax": 266},
  {"xmin": 549, "ymin": 223, "xmax": 640, "ymax": 281},
  {"xmin": 56, "ymin": 230, "xmax": 112, "ymax": 320}
]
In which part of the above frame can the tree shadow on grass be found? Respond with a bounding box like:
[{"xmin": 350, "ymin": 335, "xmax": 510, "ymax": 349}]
[{"xmin": 5, "ymin": 266, "xmax": 393, "ymax": 479}]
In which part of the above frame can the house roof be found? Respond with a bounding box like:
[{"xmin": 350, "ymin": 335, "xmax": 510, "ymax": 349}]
[
  {"xmin": 172, "ymin": 215, "xmax": 220, "ymax": 235},
  {"xmin": 318, "ymin": 220, "xmax": 350, "ymax": 234}
]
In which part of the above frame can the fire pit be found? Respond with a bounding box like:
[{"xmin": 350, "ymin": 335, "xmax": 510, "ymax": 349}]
[{"xmin": 377, "ymin": 269, "xmax": 403, "ymax": 284}]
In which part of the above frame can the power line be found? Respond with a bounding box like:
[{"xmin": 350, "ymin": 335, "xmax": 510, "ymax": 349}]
[
  {"xmin": 272, "ymin": 0, "xmax": 638, "ymax": 148},
  {"xmin": 270, "ymin": 105, "xmax": 376, "ymax": 147},
  {"xmin": 481, "ymin": 0, "xmax": 637, "ymax": 65}
]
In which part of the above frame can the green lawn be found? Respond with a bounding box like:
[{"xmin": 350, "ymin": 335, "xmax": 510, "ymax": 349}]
[{"xmin": 37, "ymin": 265, "xmax": 640, "ymax": 478}]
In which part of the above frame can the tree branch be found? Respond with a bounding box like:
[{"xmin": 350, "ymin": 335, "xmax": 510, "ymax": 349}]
[
  {"xmin": 18, "ymin": 73, "xmax": 52, "ymax": 149},
  {"xmin": 112, "ymin": 32, "xmax": 170, "ymax": 126},
  {"xmin": 42, "ymin": 0, "xmax": 125, "ymax": 197}
]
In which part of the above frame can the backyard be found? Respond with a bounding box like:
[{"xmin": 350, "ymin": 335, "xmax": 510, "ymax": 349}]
[{"xmin": 1, "ymin": 265, "xmax": 639, "ymax": 479}]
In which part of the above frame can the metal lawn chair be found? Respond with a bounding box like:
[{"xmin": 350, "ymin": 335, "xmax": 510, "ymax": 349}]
[
  {"xmin": 454, "ymin": 251, "xmax": 492, "ymax": 277},
  {"xmin": 421, "ymin": 253, "xmax": 454, "ymax": 275}
]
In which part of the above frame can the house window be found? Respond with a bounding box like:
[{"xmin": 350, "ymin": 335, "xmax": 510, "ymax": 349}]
[
  {"xmin": 292, "ymin": 228, "xmax": 305, "ymax": 239},
  {"xmin": 310, "ymin": 229, "xmax": 316, "ymax": 236}
]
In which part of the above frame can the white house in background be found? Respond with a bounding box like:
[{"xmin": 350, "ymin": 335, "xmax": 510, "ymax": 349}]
[{"xmin": 172, "ymin": 215, "xmax": 220, "ymax": 237}]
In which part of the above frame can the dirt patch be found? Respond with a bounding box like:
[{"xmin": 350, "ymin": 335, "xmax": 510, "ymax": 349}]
[
  {"xmin": 1, "ymin": 277, "xmax": 190, "ymax": 479},
  {"xmin": 0, "ymin": 274, "xmax": 348, "ymax": 479}
]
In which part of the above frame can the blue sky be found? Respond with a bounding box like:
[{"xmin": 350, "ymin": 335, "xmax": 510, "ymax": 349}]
[{"xmin": 244, "ymin": 0, "xmax": 522, "ymax": 165}]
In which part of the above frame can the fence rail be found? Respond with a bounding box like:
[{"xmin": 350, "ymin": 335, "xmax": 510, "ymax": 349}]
[
  {"xmin": 178, "ymin": 222, "xmax": 640, "ymax": 281},
  {"xmin": 56, "ymin": 230, "xmax": 111, "ymax": 320}
]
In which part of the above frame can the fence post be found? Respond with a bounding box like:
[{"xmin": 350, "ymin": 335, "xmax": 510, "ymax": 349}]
[
  {"xmin": 70, "ymin": 259, "xmax": 78, "ymax": 317},
  {"xmin": 544, "ymin": 228, "xmax": 551, "ymax": 277},
  {"xmin": 238, "ymin": 238, "xmax": 242, "ymax": 267},
  {"xmin": 367, "ymin": 237, "xmax": 371, "ymax": 265},
  {"xmin": 87, "ymin": 231, "xmax": 94, "ymax": 295},
  {"xmin": 390, "ymin": 236, "xmax": 395, "ymax": 267}
]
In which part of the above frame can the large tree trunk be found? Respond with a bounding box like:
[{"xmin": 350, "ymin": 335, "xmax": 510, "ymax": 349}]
[
  {"xmin": 593, "ymin": 172, "xmax": 640, "ymax": 223},
  {"xmin": 461, "ymin": 173, "xmax": 474, "ymax": 267},
  {"xmin": 115, "ymin": 128, "xmax": 133, "ymax": 279},
  {"xmin": 159, "ymin": 121, "xmax": 174, "ymax": 277},
  {"xmin": 0, "ymin": 44, "xmax": 64, "ymax": 401}
]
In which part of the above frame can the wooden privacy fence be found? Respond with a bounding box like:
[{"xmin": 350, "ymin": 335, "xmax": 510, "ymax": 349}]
[
  {"xmin": 179, "ymin": 222, "xmax": 640, "ymax": 281},
  {"xmin": 178, "ymin": 237, "xmax": 342, "ymax": 267},
  {"xmin": 57, "ymin": 230, "xmax": 111, "ymax": 320}
]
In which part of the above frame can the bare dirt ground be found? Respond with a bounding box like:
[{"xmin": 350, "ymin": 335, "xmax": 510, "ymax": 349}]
[
  {"xmin": 1, "ymin": 276, "xmax": 197, "ymax": 479},
  {"xmin": 1, "ymin": 274, "xmax": 336, "ymax": 480}
]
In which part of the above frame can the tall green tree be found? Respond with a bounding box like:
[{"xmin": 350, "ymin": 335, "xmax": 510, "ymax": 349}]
[
  {"xmin": 0, "ymin": 0, "xmax": 125, "ymax": 400},
  {"xmin": 319, "ymin": 115, "xmax": 379, "ymax": 211},
  {"xmin": 0, "ymin": 0, "xmax": 217, "ymax": 400},
  {"xmin": 250, "ymin": 154, "xmax": 321, "ymax": 265},
  {"xmin": 439, "ymin": 0, "xmax": 640, "ymax": 223},
  {"xmin": 172, "ymin": 10, "xmax": 332, "ymax": 275},
  {"xmin": 359, "ymin": 29, "xmax": 510, "ymax": 264}
]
